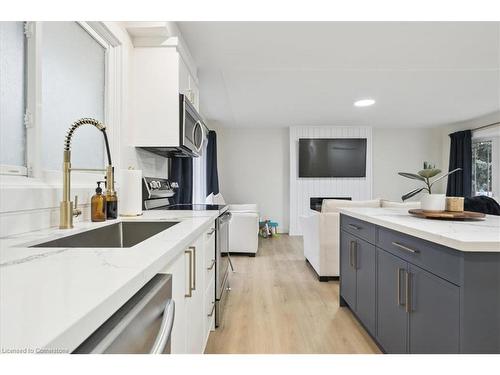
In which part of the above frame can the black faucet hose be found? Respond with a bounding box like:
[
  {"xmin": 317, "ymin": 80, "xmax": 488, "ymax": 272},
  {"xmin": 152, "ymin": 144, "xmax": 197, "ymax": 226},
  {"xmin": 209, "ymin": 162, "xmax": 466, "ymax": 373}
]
[{"xmin": 63, "ymin": 118, "xmax": 112, "ymax": 165}]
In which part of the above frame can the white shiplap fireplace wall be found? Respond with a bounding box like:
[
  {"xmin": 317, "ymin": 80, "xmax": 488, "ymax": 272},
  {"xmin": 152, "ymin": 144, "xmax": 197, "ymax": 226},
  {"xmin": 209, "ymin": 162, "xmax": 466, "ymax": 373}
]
[{"xmin": 289, "ymin": 126, "xmax": 373, "ymax": 235}]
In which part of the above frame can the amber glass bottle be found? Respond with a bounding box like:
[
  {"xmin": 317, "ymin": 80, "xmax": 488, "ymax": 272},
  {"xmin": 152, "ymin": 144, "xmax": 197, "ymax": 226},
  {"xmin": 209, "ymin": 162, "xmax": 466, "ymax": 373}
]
[
  {"xmin": 106, "ymin": 191, "xmax": 118, "ymax": 219},
  {"xmin": 91, "ymin": 182, "xmax": 106, "ymax": 222}
]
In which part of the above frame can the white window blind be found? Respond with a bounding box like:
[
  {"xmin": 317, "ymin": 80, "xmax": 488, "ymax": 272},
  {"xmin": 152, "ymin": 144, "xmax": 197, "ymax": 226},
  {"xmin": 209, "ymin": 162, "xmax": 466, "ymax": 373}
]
[
  {"xmin": 0, "ymin": 22, "xmax": 26, "ymax": 168},
  {"xmin": 41, "ymin": 22, "xmax": 106, "ymax": 171}
]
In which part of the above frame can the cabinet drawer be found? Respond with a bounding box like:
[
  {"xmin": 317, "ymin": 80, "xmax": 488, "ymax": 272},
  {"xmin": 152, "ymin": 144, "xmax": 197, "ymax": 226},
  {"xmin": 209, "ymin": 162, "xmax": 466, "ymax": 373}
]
[
  {"xmin": 341, "ymin": 214, "xmax": 377, "ymax": 244},
  {"xmin": 377, "ymin": 227, "xmax": 462, "ymax": 285}
]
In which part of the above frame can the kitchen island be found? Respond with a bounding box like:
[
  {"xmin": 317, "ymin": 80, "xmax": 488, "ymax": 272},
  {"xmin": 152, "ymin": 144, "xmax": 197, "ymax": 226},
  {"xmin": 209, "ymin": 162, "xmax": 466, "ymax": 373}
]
[{"xmin": 338, "ymin": 207, "xmax": 500, "ymax": 354}]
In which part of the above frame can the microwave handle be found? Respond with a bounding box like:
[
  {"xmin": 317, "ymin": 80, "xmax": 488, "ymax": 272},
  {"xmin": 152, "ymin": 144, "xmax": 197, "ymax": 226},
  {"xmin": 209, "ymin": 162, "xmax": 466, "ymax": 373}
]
[
  {"xmin": 150, "ymin": 299, "xmax": 175, "ymax": 354},
  {"xmin": 192, "ymin": 121, "xmax": 204, "ymax": 152}
]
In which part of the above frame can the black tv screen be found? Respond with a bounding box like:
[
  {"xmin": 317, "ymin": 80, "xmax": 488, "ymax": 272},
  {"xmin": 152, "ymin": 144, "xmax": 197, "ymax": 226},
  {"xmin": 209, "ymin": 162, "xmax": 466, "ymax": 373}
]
[{"xmin": 298, "ymin": 138, "xmax": 367, "ymax": 178}]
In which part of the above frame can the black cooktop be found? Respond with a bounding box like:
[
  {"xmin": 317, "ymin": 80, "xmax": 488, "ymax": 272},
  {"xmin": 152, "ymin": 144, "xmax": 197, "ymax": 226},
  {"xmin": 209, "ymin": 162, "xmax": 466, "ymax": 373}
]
[{"xmin": 152, "ymin": 204, "xmax": 226, "ymax": 211}]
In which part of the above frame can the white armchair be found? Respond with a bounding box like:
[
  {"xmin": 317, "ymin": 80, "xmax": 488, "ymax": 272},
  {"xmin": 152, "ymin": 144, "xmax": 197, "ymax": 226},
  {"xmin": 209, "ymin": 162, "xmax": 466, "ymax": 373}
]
[
  {"xmin": 227, "ymin": 204, "xmax": 259, "ymax": 256},
  {"xmin": 300, "ymin": 198, "xmax": 420, "ymax": 281},
  {"xmin": 206, "ymin": 194, "xmax": 259, "ymax": 256}
]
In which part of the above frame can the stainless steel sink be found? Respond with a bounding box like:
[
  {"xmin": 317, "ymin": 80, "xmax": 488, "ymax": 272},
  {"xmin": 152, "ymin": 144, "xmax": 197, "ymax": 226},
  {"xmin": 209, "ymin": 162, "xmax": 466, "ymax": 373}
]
[{"xmin": 31, "ymin": 221, "xmax": 178, "ymax": 248}]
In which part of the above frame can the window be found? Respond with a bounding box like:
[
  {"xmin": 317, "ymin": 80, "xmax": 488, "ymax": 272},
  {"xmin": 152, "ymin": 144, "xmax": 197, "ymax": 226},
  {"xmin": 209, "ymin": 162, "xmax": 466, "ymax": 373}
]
[
  {"xmin": 0, "ymin": 21, "xmax": 115, "ymax": 178},
  {"xmin": 0, "ymin": 22, "xmax": 27, "ymax": 174},
  {"xmin": 472, "ymin": 139, "xmax": 493, "ymax": 197},
  {"xmin": 41, "ymin": 22, "xmax": 106, "ymax": 171}
]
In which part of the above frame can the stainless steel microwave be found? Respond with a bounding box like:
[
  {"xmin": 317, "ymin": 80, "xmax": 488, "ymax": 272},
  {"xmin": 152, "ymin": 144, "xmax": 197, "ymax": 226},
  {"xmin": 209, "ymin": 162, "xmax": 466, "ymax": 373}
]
[
  {"xmin": 179, "ymin": 93, "xmax": 206, "ymax": 157},
  {"xmin": 138, "ymin": 94, "xmax": 206, "ymax": 158}
]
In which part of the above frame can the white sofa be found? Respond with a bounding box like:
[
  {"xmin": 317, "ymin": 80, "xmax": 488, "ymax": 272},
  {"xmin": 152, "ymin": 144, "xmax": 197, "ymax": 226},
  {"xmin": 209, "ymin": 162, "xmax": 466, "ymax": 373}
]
[
  {"xmin": 207, "ymin": 194, "xmax": 260, "ymax": 256},
  {"xmin": 300, "ymin": 198, "xmax": 420, "ymax": 281}
]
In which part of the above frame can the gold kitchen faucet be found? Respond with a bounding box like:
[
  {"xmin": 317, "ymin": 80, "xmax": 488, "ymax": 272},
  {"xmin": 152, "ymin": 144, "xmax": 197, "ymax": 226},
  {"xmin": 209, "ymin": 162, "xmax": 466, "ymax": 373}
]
[{"xmin": 59, "ymin": 118, "xmax": 115, "ymax": 229}]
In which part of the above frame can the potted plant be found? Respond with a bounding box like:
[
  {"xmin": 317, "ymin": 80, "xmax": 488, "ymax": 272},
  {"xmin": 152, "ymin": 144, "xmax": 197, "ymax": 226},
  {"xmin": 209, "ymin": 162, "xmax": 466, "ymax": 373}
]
[{"xmin": 398, "ymin": 162, "xmax": 461, "ymax": 211}]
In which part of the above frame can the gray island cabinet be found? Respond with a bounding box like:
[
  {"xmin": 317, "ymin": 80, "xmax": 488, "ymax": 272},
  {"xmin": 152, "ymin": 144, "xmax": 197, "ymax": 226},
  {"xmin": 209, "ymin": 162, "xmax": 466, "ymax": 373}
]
[{"xmin": 339, "ymin": 212, "xmax": 500, "ymax": 354}]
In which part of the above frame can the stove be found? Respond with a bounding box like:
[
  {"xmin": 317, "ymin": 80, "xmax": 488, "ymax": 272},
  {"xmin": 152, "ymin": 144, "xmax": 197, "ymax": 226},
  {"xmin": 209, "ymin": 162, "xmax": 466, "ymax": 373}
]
[
  {"xmin": 142, "ymin": 176, "xmax": 227, "ymax": 212},
  {"xmin": 142, "ymin": 176, "xmax": 232, "ymax": 328}
]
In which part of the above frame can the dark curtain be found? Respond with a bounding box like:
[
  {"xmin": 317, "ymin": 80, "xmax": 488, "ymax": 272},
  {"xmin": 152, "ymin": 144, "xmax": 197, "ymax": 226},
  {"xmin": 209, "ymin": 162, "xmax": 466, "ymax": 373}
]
[
  {"xmin": 170, "ymin": 157, "xmax": 193, "ymax": 204},
  {"xmin": 446, "ymin": 130, "xmax": 472, "ymax": 197},
  {"xmin": 206, "ymin": 130, "xmax": 220, "ymax": 196}
]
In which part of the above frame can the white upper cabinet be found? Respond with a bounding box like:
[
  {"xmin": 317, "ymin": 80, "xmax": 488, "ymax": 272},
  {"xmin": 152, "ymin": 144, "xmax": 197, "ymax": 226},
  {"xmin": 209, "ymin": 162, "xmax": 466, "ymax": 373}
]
[
  {"xmin": 179, "ymin": 54, "xmax": 199, "ymax": 110},
  {"xmin": 178, "ymin": 56, "xmax": 190, "ymax": 98},
  {"xmin": 130, "ymin": 37, "xmax": 199, "ymax": 148}
]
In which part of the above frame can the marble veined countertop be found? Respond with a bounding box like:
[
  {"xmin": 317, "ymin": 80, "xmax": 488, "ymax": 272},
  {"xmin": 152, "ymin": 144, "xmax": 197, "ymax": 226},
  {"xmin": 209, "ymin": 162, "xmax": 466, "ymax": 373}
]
[
  {"xmin": 0, "ymin": 210, "xmax": 219, "ymax": 353},
  {"xmin": 339, "ymin": 207, "xmax": 500, "ymax": 252}
]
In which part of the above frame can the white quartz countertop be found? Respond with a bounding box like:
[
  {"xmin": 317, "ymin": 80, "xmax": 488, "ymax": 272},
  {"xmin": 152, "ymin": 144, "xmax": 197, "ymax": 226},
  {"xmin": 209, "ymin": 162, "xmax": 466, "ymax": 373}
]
[
  {"xmin": 339, "ymin": 207, "xmax": 500, "ymax": 252},
  {"xmin": 0, "ymin": 210, "xmax": 219, "ymax": 353}
]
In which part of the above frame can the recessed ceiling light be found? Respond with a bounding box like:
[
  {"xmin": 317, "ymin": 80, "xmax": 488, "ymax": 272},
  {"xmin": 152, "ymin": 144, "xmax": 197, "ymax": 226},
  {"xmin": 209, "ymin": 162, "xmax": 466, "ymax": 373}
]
[{"xmin": 354, "ymin": 99, "xmax": 376, "ymax": 107}]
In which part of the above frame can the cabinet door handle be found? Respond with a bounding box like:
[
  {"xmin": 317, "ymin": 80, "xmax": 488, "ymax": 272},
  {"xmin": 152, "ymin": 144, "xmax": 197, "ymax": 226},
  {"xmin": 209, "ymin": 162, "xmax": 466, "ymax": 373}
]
[
  {"xmin": 405, "ymin": 271, "xmax": 412, "ymax": 313},
  {"xmin": 349, "ymin": 240, "xmax": 358, "ymax": 269},
  {"xmin": 397, "ymin": 268, "xmax": 405, "ymax": 306},
  {"xmin": 207, "ymin": 259, "xmax": 216, "ymax": 271},
  {"xmin": 189, "ymin": 246, "xmax": 196, "ymax": 291},
  {"xmin": 392, "ymin": 241, "xmax": 419, "ymax": 254},
  {"xmin": 207, "ymin": 302, "xmax": 215, "ymax": 317},
  {"xmin": 354, "ymin": 242, "xmax": 358, "ymax": 269},
  {"xmin": 348, "ymin": 224, "xmax": 361, "ymax": 230},
  {"xmin": 349, "ymin": 241, "xmax": 354, "ymax": 268},
  {"xmin": 185, "ymin": 249, "xmax": 193, "ymax": 298}
]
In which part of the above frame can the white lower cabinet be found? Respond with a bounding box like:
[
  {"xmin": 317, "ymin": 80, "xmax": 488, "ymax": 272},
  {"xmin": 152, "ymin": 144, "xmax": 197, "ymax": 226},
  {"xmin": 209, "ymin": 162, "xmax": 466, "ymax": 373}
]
[
  {"xmin": 162, "ymin": 222, "xmax": 216, "ymax": 354},
  {"xmin": 163, "ymin": 248, "xmax": 188, "ymax": 353},
  {"xmin": 185, "ymin": 234, "xmax": 205, "ymax": 353}
]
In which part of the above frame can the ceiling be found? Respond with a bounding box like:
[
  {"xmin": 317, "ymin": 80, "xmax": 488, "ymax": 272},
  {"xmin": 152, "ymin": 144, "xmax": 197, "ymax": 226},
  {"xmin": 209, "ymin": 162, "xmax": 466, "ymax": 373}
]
[{"xmin": 177, "ymin": 22, "xmax": 500, "ymax": 128}]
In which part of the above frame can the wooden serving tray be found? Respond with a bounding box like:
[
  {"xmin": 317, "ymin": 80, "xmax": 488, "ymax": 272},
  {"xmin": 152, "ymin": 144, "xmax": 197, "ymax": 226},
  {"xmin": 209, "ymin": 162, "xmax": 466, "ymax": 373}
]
[{"xmin": 408, "ymin": 209, "xmax": 485, "ymax": 220}]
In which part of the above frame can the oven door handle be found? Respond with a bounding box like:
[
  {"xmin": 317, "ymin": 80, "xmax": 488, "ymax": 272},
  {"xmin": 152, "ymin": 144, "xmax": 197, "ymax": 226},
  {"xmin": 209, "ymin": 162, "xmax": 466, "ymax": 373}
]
[
  {"xmin": 150, "ymin": 299, "xmax": 175, "ymax": 354},
  {"xmin": 216, "ymin": 267, "xmax": 230, "ymax": 301}
]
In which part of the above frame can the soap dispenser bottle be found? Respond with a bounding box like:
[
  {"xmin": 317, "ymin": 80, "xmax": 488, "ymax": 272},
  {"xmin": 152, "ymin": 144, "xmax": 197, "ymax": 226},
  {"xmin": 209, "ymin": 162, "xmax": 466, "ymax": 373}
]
[
  {"xmin": 105, "ymin": 179, "xmax": 118, "ymax": 220},
  {"xmin": 91, "ymin": 181, "xmax": 107, "ymax": 222}
]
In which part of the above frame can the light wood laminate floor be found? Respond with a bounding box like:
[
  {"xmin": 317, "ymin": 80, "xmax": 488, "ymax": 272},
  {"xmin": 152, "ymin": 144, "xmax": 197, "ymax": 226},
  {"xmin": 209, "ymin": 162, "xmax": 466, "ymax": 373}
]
[{"xmin": 205, "ymin": 235, "xmax": 381, "ymax": 354}]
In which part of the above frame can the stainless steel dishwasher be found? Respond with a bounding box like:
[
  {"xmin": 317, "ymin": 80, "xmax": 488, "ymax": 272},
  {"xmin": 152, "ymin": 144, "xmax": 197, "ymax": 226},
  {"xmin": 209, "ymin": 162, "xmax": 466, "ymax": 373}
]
[{"xmin": 73, "ymin": 274, "xmax": 174, "ymax": 354}]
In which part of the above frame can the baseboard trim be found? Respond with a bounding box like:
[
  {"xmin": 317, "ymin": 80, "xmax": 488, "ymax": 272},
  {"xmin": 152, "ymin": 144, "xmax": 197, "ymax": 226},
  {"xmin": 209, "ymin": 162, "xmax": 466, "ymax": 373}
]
[
  {"xmin": 228, "ymin": 252, "xmax": 256, "ymax": 257},
  {"xmin": 305, "ymin": 258, "xmax": 339, "ymax": 282}
]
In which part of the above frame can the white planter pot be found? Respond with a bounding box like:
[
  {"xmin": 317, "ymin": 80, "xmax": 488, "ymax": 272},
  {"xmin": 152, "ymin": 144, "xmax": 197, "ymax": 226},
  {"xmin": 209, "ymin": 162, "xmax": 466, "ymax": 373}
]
[{"xmin": 421, "ymin": 193, "xmax": 446, "ymax": 212}]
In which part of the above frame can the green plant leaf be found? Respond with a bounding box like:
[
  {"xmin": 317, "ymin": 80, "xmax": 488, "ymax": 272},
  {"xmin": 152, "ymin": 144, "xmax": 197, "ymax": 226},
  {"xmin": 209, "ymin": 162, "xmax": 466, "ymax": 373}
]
[
  {"xmin": 401, "ymin": 187, "xmax": 427, "ymax": 201},
  {"xmin": 429, "ymin": 168, "xmax": 462, "ymax": 188},
  {"xmin": 418, "ymin": 168, "xmax": 441, "ymax": 178},
  {"xmin": 398, "ymin": 172, "xmax": 425, "ymax": 181}
]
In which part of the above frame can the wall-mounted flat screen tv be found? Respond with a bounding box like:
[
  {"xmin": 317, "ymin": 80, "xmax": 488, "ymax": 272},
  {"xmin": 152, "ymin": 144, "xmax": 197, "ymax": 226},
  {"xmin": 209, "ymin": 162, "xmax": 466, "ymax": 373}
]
[{"xmin": 298, "ymin": 138, "xmax": 367, "ymax": 178}]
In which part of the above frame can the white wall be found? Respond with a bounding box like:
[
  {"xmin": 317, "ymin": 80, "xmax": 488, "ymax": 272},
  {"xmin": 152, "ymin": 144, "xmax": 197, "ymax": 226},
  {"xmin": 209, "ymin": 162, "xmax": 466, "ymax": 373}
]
[
  {"xmin": 371, "ymin": 112, "xmax": 500, "ymax": 202},
  {"xmin": 372, "ymin": 127, "xmax": 443, "ymax": 200},
  {"xmin": 215, "ymin": 127, "xmax": 290, "ymax": 232},
  {"xmin": 214, "ymin": 125, "xmax": 446, "ymax": 237}
]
